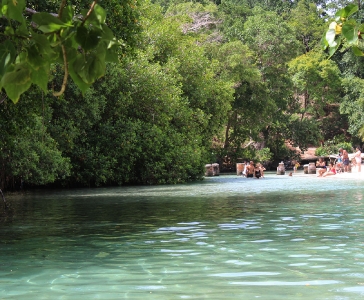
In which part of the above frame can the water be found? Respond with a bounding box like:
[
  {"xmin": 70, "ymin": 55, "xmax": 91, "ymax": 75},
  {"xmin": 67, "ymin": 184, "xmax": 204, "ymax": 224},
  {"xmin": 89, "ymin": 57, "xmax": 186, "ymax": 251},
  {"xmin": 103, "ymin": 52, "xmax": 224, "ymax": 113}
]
[{"xmin": 1, "ymin": 172, "xmax": 364, "ymax": 299}]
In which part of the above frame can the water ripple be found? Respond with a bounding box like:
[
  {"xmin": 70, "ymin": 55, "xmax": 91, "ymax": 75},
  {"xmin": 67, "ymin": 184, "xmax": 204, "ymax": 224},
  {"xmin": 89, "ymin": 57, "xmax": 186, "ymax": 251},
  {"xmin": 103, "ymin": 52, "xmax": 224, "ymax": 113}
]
[
  {"xmin": 230, "ymin": 280, "xmax": 341, "ymax": 286},
  {"xmin": 210, "ymin": 272, "xmax": 280, "ymax": 277}
]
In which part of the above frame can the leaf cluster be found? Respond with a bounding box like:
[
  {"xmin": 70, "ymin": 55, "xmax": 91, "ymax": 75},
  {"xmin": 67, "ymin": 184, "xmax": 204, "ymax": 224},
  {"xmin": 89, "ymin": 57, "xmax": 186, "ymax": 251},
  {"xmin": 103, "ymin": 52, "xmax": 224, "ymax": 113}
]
[
  {"xmin": 323, "ymin": 4, "xmax": 364, "ymax": 57},
  {"xmin": 0, "ymin": 1, "xmax": 120, "ymax": 102}
]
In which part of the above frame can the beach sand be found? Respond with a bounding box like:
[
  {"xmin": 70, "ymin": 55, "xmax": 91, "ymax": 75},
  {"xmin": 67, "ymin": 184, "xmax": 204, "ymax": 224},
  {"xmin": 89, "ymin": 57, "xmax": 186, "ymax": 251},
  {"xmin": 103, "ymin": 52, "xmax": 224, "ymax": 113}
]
[
  {"xmin": 281, "ymin": 164, "xmax": 363, "ymax": 178},
  {"xmin": 302, "ymin": 166, "xmax": 364, "ymax": 179}
]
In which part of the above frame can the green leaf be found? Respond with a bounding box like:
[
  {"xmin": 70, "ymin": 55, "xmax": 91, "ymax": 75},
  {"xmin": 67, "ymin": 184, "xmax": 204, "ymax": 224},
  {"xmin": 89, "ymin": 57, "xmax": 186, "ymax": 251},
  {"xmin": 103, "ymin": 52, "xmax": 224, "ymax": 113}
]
[
  {"xmin": 78, "ymin": 54, "xmax": 106, "ymax": 84},
  {"xmin": 60, "ymin": 5, "xmax": 73, "ymax": 24},
  {"xmin": 87, "ymin": 55, "xmax": 105, "ymax": 82},
  {"xmin": 32, "ymin": 33, "xmax": 56, "ymax": 56},
  {"xmin": 4, "ymin": 26, "xmax": 14, "ymax": 35},
  {"xmin": 64, "ymin": 45, "xmax": 77, "ymax": 64},
  {"xmin": 328, "ymin": 37, "xmax": 341, "ymax": 58},
  {"xmin": 15, "ymin": 22, "xmax": 29, "ymax": 37},
  {"xmin": 94, "ymin": 4, "xmax": 106, "ymax": 24},
  {"xmin": 100, "ymin": 25, "xmax": 119, "ymax": 51},
  {"xmin": 105, "ymin": 45, "xmax": 119, "ymax": 63},
  {"xmin": 352, "ymin": 46, "xmax": 364, "ymax": 56},
  {"xmin": 101, "ymin": 24, "xmax": 116, "ymax": 41},
  {"xmin": 72, "ymin": 52, "xmax": 105, "ymax": 84},
  {"xmin": 75, "ymin": 26, "xmax": 101, "ymax": 51},
  {"xmin": 1, "ymin": 62, "xmax": 32, "ymax": 103},
  {"xmin": 72, "ymin": 53, "xmax": 86, "ymax": 74},
  {"xmin": 344, "ymin": 4, "xmax": 359, "ymax": 18},
  {"xmin": 93, "ymin": 4, "xmax": 106, "ymax": 25},
  {"xmin": 328, "ymin": 45, "xmax": 337, "ymax": 58},
  {"xmin": 335, "ymin": 4, "xmax": 358, "ymax": 19},
  {"xmin": 27, "ymin": 33, "xmax": 58, "ymax": 68},
  {"xmin": 32, "ymin": 12, "xmax": 72, "ymax": 33},
  {"xmin": 342, "ymin": 22, "xmax": 358, "ymax": 44},
  {"xmin": 69, "ymin": 57, "xmax": 91, "ymax": 94},
  {"xmin": 85, "ymin": 4, "xmax": 106, "ymax": 27},
  {"xmin": 27, "ymin": 44, "xmax": 44, "ymax": 68},
  {"xmin": 16, "ymin": 51, "xmax": 27, "ymax": 63},
  {"xmin": 321, "ymin": 32, "xmax": 328, "ymax": 50},
  {"xmin": 3, "ymin": 0, "xmax": 26, "ymax": 23},
  {"xmin": 60, "ymin": 26, "xmax": 75, "ymax": 41},
  {"xmin": 30, "ymin": 64, "xmax": 49, "ymax": 92},
  {"xmin": 0, "ymin": 40, "xmax": 16, "ymax": 76},
  {"xmin": 48, "ymin": 33, "xmax": 60, "ymax": 47}
]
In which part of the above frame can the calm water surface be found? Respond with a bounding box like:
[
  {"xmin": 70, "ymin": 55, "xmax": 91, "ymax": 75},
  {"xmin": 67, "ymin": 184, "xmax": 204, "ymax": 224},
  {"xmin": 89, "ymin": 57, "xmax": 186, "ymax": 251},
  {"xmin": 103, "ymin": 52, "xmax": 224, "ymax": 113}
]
[{"xmin": 1, "ymin": 172, "xmax": 364, "ymax": 299}]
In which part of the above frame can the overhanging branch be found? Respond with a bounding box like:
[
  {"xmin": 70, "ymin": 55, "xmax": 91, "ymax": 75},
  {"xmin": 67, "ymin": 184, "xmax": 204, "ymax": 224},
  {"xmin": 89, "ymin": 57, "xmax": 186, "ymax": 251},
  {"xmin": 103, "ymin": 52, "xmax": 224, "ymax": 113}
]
[
  {"xmin": 25, "ymin": 7, "xmax": 58, "ymax": 17},
  {"xmin": 81, "ymin": 1, "xmax": 98, "ymax": 26},
  {"xmin": 53, "ymin": 42, "xmax": 68, "ymax": 97}
]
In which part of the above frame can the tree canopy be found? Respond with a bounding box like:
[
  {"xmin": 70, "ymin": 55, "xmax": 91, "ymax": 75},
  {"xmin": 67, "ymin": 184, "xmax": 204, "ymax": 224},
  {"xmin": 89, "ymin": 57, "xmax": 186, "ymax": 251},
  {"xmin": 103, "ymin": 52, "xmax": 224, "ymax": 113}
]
[
  {"xmin": 1, "ymin": 0, "xmax": 364, "ymax": 190},
  {"xmin": 0, "ymin": 0, "xmax": 140, "ymax": 103}
]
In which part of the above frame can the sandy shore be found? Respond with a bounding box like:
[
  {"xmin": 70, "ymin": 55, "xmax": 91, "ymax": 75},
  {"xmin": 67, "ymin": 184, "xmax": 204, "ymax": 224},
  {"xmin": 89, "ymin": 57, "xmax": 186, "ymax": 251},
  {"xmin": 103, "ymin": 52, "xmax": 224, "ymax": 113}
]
[{"xmin": 292, "ymin": 167, "xmax": 364, "ymax": 179}]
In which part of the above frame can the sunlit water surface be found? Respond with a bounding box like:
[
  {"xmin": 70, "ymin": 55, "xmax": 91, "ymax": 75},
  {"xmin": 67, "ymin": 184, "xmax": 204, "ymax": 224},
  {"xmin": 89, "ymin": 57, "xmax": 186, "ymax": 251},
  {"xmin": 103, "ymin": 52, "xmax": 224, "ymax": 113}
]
[{"xmin": 1, "ymin": 172, "xmax": 364, "ymax": 299}]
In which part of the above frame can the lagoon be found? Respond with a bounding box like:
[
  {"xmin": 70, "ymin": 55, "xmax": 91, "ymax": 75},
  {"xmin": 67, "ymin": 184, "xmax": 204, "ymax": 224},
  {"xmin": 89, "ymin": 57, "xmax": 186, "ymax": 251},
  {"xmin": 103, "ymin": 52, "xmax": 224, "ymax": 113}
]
[{"xmin": 1, "ymin": 171, "xmax": 364, "ymax": 299}]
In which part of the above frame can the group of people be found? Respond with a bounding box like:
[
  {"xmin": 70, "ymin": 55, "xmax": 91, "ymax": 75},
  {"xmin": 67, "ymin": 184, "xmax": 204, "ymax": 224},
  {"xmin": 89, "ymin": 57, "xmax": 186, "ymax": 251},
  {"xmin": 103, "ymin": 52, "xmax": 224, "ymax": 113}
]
[
  {"xmin": 317, "ymin": 146, "xmax": 362, "ymax": 177},
  {"xmin": 336, "ymin": 147, "xmax": 362, "ymax": 172},
  {"xmin": 242, "ymin": 161, "xmax": 265, "ymax": 179},
  {"xmin": 316, "ymin": 158, "xmax": 336, "ymax": 177},
  {"xmin": 240, "ymin": 146, "xmax": 362, "ymax": 179}
]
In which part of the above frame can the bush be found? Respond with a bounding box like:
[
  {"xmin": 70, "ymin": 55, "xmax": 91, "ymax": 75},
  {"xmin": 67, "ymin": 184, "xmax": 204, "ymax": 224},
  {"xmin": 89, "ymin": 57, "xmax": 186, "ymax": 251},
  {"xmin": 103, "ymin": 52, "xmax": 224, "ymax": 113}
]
[
  {"xmin": 315, "ymin": 141, "xmax": 353, "ymax": 157},
  {"xmin": 255, "ymin": 147, "xmax": 273, "ymax": 163}
]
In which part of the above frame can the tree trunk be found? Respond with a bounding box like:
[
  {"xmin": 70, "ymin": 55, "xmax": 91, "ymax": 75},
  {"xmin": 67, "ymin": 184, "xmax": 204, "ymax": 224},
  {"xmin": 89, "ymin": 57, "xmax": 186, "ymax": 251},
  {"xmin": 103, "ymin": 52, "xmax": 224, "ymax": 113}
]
[
  {"xmin": 224, "ymin": 111, "xmax": 237, "ymax": 149},
  {"xmin": 0, "ymin": 189, "xmax": 7, "ymax": 210}
]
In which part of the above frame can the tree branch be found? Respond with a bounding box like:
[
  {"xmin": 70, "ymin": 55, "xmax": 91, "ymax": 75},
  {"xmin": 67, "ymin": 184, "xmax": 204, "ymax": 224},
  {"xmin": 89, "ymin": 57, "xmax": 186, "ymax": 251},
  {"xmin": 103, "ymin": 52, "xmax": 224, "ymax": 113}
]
[
  {"xmin": 53, "ymin": 42, "xmax": 68, "ymax": 97},
  {"xmin": 25, "ymin": 7, "xmax": 58, "ymax": 17},
  {"xmin": 81, "ymin": 1, "xmax": 98, "ymax": 26},
  {"xmin": 58, "ymin": 0, "xmax": 67, "ymax": 19},
  {"xmin": 0, "ymin": 95, "xmax": 6, "ymax": 104},
  {"xmin": 182, "ymin": 12, "xmax": 222, "ymax": 34},
  {"xmin": 0, "ymin": 189, "xmax": 8, "ymax": 210}
]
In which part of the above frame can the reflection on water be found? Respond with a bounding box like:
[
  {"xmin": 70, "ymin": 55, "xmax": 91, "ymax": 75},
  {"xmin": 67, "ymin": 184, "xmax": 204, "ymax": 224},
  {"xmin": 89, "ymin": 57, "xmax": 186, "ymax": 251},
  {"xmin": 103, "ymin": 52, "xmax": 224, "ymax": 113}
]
[{"xmin": 1, "ymin": 172, "xmax": 364, "ymax": 299}]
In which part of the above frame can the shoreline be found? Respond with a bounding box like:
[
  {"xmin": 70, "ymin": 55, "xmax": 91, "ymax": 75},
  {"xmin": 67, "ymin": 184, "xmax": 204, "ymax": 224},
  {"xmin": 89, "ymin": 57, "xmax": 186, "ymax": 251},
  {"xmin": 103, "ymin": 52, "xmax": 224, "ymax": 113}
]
[{"xmin": 293, "ymin": 167, "xmax": 364, "ymax": 179}]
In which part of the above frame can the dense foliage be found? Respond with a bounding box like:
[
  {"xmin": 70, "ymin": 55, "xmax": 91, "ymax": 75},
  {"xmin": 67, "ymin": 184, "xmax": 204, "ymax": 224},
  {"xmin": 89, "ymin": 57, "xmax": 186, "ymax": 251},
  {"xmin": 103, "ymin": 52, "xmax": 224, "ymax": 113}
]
[{"xmin": 1, "ymin": 0, "xmax": 364, "ymax": 190}]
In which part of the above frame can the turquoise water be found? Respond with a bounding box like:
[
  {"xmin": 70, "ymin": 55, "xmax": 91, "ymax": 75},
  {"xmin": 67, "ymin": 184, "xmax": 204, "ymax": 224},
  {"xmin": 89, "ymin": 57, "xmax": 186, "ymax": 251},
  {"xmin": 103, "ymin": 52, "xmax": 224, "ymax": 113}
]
[{"xmin": 1, "ymin": 172, "xmax": 364, "ymax": 299}]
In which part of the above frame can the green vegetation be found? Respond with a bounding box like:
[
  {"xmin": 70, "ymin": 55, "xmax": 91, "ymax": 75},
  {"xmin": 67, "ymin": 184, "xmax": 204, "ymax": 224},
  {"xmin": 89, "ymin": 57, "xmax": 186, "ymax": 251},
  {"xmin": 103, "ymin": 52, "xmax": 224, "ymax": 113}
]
[
  {"xmin": 315, "ymin": 140, "xmax": 353, "ymax": 157},
  {"xmin": 1, "ymin": 0, "xmax": 364, "ymax": 190}
]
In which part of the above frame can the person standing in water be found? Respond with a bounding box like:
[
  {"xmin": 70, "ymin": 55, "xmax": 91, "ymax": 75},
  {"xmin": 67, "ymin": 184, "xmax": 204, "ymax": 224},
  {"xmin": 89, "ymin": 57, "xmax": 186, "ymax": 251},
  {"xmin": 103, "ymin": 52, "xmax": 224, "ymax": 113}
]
[
  {"xmin": 342, "ymin": 148, "xmax": 350, "ymax": 172},
  {"xmin": 246, "ymin": 161, "xmax": 255, "ymax": 178},
  {"xmin": 355, "ymin": 146, "xmax": 362, "ymax": 172},
  {"xmin": 255, "ymin": 163, "xmax": 265, "ymax": 179},
  {"xmin": 294, "ymin": 162, "xmax": 300, "ymax": 173}
]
